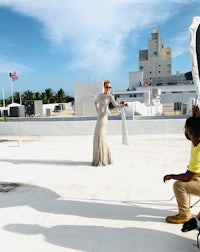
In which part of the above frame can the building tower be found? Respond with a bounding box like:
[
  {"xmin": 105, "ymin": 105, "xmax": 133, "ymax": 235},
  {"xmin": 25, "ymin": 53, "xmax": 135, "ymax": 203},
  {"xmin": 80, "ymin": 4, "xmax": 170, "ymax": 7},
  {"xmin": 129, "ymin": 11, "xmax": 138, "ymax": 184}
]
[{"xmin": 139, "ymin": 25, "xmax": 171, "ymax": 85}]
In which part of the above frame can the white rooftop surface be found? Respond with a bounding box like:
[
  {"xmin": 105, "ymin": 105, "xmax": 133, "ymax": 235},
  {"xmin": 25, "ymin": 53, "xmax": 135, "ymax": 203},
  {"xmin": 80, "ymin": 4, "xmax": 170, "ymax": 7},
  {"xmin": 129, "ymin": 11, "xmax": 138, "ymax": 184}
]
[{"xmin": 0, "ymin": 133, "xmax": 199, "ymax": 252}]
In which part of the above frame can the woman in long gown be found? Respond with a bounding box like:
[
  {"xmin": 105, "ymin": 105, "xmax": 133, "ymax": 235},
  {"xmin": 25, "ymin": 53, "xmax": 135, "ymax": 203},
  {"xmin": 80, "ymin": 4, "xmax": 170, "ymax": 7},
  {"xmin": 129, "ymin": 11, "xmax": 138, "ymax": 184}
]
[{"xmin": 92, "ymin": 80, "xmax": 128, "ymax": 166}]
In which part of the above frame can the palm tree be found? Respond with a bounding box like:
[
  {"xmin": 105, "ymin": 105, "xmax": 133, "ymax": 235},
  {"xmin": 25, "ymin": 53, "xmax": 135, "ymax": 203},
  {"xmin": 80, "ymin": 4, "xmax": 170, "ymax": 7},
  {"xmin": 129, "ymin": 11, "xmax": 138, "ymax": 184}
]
[
  {"xmin": 55, "ymin": 88, "xmax": 66, "ymax": 103},
  {"xmin": 42, "ymin": 88, "xmax": 55, "ymax": 104},
  {"xmin": 22, "ymin": 90, "xmax": 35, "ymax": 101},
  {"xmin": 34, "ymin": 92, "xmax": 42, "ymax": 100},
  {"xmin": 13, "ymin": 91, "xmax": 21, "ymax": 104},
  {"xmin": 0, "ymin": 88, "xmax": 74, "ymax": 106},
  {"xmin": 65, "ymin": 95, "xmax": 74, "ymax": 103}
]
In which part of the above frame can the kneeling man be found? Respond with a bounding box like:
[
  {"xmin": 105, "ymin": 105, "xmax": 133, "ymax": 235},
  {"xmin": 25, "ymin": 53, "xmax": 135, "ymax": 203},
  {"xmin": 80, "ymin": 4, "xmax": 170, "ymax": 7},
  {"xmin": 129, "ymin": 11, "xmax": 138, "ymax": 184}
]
[{"xmin": 163, "ymin": 117, "xmax": 200, "ymax": 224}]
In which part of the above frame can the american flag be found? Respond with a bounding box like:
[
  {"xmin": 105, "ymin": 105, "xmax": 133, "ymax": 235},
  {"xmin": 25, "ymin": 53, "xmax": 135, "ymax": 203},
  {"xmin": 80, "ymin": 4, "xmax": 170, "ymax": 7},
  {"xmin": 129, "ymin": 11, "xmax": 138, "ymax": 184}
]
[{"xmin": 9, "ymin": 71, "xmax": 18, "ymax": 81}]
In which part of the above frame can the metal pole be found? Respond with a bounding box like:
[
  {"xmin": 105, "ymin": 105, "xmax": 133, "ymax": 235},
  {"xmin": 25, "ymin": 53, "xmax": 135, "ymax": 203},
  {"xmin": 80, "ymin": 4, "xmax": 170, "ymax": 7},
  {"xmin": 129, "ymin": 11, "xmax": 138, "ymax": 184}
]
[
  {"xmin": 10, "ymin": 78, "xmax": 14, "ymax": 103},
  {"xmin": 2, "ymin": 88, "xmax": 5, "ymax": 107}
]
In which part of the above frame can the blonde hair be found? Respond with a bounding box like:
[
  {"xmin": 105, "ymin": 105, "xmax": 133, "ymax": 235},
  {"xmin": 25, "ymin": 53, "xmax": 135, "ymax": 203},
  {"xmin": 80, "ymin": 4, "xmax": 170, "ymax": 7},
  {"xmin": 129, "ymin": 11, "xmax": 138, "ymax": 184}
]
[{"xmin": 103, "ymin": 80, "xmax": 111, "ymax": 87}]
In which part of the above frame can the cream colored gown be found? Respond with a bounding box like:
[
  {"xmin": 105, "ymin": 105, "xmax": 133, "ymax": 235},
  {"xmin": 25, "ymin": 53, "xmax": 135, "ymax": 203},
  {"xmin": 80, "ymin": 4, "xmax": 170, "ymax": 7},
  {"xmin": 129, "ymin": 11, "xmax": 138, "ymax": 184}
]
[{"xmin": 92, "ymin": 93, "xmax": 119, "ymax": 166}]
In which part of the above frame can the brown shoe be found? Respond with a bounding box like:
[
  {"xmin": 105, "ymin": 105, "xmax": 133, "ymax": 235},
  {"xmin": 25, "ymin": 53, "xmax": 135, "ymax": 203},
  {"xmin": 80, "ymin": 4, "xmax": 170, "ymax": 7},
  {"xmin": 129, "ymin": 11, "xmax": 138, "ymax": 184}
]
[{"xmin": 166, "ymin": 214, "xmax": 191, "ymax": 224}]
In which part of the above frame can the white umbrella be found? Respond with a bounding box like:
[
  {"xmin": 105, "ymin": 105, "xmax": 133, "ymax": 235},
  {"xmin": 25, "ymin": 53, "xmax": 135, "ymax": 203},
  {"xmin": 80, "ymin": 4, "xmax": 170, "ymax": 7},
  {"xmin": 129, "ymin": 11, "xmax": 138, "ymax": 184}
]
[{"xmin": 189, "ymin": 16, "xmax": 200, "ymax": 104}]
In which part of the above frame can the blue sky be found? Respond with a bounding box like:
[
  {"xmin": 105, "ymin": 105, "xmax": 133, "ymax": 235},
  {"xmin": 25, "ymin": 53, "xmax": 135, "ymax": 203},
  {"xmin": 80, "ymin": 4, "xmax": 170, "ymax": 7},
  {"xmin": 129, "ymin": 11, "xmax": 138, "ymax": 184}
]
[{"xmin": 0, "ymin": 0, "xmax": 199, "ymax": 98}]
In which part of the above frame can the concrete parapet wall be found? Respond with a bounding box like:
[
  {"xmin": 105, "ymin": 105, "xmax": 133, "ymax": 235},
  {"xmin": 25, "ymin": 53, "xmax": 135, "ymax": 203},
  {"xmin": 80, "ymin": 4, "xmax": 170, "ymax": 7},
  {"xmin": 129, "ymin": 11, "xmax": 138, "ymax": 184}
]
[{"xmin": 0, "ymin": 118, "xmax": 186, "ymax": 136}]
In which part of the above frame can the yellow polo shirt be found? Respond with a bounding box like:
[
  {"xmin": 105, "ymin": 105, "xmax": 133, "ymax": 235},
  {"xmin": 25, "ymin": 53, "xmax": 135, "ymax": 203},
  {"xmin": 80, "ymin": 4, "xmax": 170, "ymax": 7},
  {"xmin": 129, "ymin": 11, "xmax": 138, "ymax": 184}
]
[{"xmin": 188, "ymin": 143, "xmax": 200, "ymax": 174}]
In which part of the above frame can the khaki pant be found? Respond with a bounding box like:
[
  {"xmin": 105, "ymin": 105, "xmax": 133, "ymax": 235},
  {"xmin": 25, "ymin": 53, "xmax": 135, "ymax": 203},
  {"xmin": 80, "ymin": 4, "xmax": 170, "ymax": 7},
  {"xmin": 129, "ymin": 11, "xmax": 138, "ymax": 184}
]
[{"xmin": 173, "ymin": 177, "xmax": 200, "ymax": 218}]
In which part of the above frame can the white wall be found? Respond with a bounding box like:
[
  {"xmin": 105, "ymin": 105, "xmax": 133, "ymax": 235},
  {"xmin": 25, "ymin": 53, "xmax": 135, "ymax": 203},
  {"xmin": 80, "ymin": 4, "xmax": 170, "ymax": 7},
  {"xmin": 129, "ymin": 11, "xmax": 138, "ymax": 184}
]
[
  {"xmin": 0, "ymin": 118, "xmax": 186, "ymax": 136},
  {"xmin": 129, "ymin": 72, "xmax": 143, "ymax": 90},
  {"xmin": 74, "ymin": 82, "xmax": 103, "ymax": 116}
]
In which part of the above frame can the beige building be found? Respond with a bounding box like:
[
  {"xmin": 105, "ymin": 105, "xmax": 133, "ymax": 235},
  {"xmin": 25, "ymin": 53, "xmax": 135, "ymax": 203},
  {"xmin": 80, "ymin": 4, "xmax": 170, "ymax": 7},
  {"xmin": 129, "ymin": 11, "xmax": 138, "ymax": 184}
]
[{"xmin": 139, "ymin": 25, "xmax": 171, "ymax": 85}]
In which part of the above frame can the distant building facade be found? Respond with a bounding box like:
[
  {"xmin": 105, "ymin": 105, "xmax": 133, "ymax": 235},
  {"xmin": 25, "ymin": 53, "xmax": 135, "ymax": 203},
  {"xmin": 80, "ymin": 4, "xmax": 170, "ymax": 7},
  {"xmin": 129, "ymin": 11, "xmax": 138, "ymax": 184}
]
[
  {"xmin": 74, "ymin": 26, "xmax": 196, "ymax": 117},
  {"xmin": 139, "ymin": 26, "xmax": 172, "ymax": 85},
  {"xmin": 112, "ymin": 25, "xmax": 196, "ymax": 115},
  {"xmin": 113, "ymin": 85, "xmax": 196, "ymax": 105}
]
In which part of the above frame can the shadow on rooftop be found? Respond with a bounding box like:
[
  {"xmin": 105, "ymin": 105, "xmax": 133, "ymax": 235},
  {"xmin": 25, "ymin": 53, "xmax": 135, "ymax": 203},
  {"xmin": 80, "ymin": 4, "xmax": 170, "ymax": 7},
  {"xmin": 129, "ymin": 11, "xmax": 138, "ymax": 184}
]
[
  {"xmin": 4, "ymin": 224, "xmax": 195, "ymax": 251},
  {"xmin": 0, "ymin": 184, "xmax": 176, "ymax": 222},
  {"xmin": 0, "ymin": 158, "xmax": 91, "ymax": 166}
]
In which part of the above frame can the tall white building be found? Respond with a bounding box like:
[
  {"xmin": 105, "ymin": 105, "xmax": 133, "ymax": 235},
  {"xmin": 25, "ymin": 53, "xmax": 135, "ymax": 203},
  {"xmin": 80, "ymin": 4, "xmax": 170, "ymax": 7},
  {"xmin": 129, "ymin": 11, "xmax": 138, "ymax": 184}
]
[
  {"xmin": 139, "ymin": 26, "xmax": 171, "ymax": 85},
  {"xmin": 74, "ymin": 26, "xmax": 196, "ymax": 117}
]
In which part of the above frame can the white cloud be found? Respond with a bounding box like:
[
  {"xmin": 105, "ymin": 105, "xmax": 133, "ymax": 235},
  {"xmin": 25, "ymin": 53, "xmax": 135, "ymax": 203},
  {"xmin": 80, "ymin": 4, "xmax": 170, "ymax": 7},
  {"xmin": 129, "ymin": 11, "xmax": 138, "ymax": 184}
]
[
  {"xmin": 0, "ymin": 0, "xmax": 199, "ymax": 74},
  {"xmin": 170, "ymin": 31, "xmax": 189, "ymax": 58},
  {"xmin": 0, "ymin": 57, "xmax": 32, "ymax": 74}
]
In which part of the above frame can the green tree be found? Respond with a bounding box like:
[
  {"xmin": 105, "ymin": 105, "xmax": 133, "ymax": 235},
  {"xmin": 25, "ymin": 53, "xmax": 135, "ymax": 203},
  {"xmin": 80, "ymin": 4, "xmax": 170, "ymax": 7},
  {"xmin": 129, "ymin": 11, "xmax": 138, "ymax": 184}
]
[
  {"xmin": 55, "ymin": 88, "xmax": 66, "ymax": 103},
  {"xmin": 22, "ymin": 90, "xmax": 35, "ymax": 102},
  {"xmin": 42, "ymin": 88, "xmax": 55, "ymax": 104},
  {"xmin": 65, "ymin": 95, "xmax": 74, "ymax": 103},
  {"xmin": 0, "ymin": 88, "xmax": 74, "ymax": 107},
  {"xmin": 13, "ymin": 91, "xmax": 21, "ymax": 104},
  {"xmin": 34, "ymin": 92, "xmax": 42, "ymax": 100},
  {"xmin": 5, "ymin": 97, "xmax": 12, "ymax": 106}
]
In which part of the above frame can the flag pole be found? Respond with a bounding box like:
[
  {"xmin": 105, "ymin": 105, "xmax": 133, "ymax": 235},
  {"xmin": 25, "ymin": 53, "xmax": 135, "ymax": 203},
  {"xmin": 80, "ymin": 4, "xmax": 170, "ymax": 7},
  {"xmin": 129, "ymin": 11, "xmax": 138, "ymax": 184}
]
[
  {"xmin": 2, "ymin": 88, "xmax": 5, "ymax": 107},
  {"xmin": 10, "ymin": 78, "xmax": 14, "ymax": 103},
  {"xmin": 19, "ymin": 88, "xmax": 22, "ymax": 105},
  {"xmin": 9, "ymin": 72, "xmax": 18, "ymax": 103}
]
